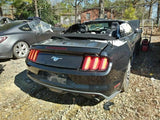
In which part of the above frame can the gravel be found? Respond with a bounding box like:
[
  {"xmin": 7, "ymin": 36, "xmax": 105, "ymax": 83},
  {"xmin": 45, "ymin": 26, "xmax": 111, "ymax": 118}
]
[{"xmin": 0, "ymin": 36, "xmax": 160, "ymax": 120}]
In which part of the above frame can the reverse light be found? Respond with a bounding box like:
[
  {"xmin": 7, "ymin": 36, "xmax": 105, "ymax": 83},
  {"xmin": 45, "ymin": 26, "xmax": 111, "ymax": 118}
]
[
  {"xmin": 28, "ymin": 49, "xmax": 40, "ymax": 62},
  {"xmin": 82, "ymin": 56, "xmax": 109, "ymax": 71},
  {"xmin": 0, "ymin": 36, "xmax": 8, "ymax": 43}
]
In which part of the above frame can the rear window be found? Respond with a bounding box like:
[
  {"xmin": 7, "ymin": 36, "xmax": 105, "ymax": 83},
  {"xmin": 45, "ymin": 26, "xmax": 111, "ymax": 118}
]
[
  {"xmin": 19, "ymin": 24, "xmax": 32, "ymax": 31},
  {"xmin": 0, "ymin": 22, "xmax": 22, "ymax": 32}
]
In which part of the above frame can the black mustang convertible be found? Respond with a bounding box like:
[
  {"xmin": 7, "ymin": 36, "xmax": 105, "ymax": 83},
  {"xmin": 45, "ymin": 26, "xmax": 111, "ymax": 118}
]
[{"xmin": 26, "ymin": 19, "xmax": 142, "ymax": 101}]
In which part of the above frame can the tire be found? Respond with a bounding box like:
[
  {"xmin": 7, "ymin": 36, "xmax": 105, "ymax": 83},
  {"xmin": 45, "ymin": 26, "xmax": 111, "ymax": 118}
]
[
  {"xmin": 135, "ymin": 38, "xmax": 141, "ymax": 56},
  {"xmin": 131, "ymin": 39, "xmax": 141, "ymax": 65},
  {"xmin": 121, "ymin": 60, "xmax": 131, "ymax": 92},
  {"xmin": 13, "ymin": 41, "xmax": 29, "ymax": 59}
]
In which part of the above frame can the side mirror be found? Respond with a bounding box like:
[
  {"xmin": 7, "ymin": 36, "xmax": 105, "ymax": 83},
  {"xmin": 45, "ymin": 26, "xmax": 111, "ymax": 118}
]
[{"xmin": 135, "ymin": 28, "xmax": 142, "ymax": 33}]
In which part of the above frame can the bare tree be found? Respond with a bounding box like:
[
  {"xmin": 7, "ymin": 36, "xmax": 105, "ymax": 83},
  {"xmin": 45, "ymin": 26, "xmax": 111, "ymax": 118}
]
[
  {"xmin": 99, "ymin": 0, "xmax": 104, "ymax": 18},
  {"xmin": 157, "ymin": 0, "xmax": 160, "ymax": 25},
  {"xmin": 145, "ymin": 0, "xmax": 157, "ymax": 19},
  {"xmin": 0, "ymin": 0, "xmax": 6, "ymax": 16},
  {"xmin": 33, "ymin": 0, "xmax": 39, "ymax": 17},
  {"xmin": 70, "ymin": 0, "xmax": 83, "ymax": 23},
  {"xmin": 0, "ymin": 7, "xmax": 3, "ymax": 16}
]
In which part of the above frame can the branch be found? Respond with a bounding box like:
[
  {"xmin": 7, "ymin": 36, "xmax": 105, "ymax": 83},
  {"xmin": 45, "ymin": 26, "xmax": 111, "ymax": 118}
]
[
  {"xmin": 78, "ymin": 0, "xmax": 83, "ymax": 6},
  {"xmin": 71, "ymin": 2, "xmax": 75, "ymax": 7},
  {"xmin": 71, "ymin": 0, "xmax": 83, "ymax": 8},
  {"xmin": 145, "ymin": 0, "xmax": 158, "ymax": 5}
]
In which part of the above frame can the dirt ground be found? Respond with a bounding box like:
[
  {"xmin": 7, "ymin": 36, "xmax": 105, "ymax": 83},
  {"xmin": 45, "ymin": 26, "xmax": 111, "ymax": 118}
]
[{"xmin": 0, "ymin": 36, "xmax": 160, "ymax": 120}]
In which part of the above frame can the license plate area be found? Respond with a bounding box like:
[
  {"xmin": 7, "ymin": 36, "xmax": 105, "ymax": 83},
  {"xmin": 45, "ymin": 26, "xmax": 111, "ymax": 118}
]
[{"xmin": 47, "ymin": 73, "xmax": 67, "ymax": 85}]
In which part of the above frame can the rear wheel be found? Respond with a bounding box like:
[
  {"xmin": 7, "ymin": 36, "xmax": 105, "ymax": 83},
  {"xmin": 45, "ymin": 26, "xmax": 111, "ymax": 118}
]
[
  {"xmin": 121, "ymin": 60, "xmax": 131, "ymax": 92},
  {"xmin": 13, "ymin": 41, "xmax": 29, "ymax": 58},
  {"xmin": 135, "ymin": 38, "xmax": 141, "ymax": 55},
  {"xmin": 131, "ymin": 39, "xmax": 141, "ymax": 65}
]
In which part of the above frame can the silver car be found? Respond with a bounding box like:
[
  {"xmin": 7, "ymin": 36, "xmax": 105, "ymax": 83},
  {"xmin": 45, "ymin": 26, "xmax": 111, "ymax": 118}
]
[{"xmin": 0, "ymin": 19, "xmax": 55, "ymax": 59}]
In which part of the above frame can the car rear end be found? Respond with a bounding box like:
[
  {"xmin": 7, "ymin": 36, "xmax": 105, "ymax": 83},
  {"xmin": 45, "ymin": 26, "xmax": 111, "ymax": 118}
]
[{"xmin": 26, "ymin": 36, "xmax": 123, "ymax": 100}]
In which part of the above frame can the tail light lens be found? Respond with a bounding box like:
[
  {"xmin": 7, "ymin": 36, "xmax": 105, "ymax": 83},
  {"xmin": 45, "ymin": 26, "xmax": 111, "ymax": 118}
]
[
  {"xmin": 28, "ymin": 49, "xmax": 40, "ymax": 62},
  {"xmin": 90, "ymin": 57, "xmax": 100, "ymax": 71},
  {"xmin": 0, "ymin": 36, "xmax": 8, "ymax": 43},
  {"xmin": 82, "ymin": 56, "xmax": 109, "ymax": 71},
  {"xmin": 98, "ymin": 57, "xmax": 108, "ymax": 71},
  {"xmin": 82, "ymin": 56, "xmax": 92, "ymax": 71}
]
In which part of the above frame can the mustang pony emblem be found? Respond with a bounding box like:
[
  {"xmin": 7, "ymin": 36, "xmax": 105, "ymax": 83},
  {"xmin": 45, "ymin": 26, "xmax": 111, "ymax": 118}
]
[{"xmin": 51, "ymin": 56, "xmax": 62, "ymax": 62}]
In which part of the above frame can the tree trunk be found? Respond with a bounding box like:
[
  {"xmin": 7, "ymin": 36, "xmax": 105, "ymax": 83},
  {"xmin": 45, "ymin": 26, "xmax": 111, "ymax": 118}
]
[
  {"xmin": 75, "ymin": 6, "xmax": 77, "ymax": 23},
  {"xmin": 99, "ymin": 0, "xmax": 104, "ymax": 18},
  {"xmin": 0, "ymin": 7, "xmax": 3, "ymax": 16},
  {"xmin": 33, "ymin": 0, "xmax": 39, "ymax": 17},
  {"xmin": 11, "ymin": 5, "xmax": 14, "ymax": 19},
  {"xmin": 148, "ymin": 4, "xmax": 153, "ymax": 19},
  {"xmin": 157, "ymin": 0, "xmax": 160, "ymax": 26}
]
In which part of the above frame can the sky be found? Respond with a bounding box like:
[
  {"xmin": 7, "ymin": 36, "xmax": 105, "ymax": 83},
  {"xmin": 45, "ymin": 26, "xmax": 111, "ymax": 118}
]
[
  {"xmin": 152, "ymin": 3, "xmax": 158, "ymax": 18},
  {"xmin": 50, "ymin": 0, "xmax": 62, "ymax": 5}
]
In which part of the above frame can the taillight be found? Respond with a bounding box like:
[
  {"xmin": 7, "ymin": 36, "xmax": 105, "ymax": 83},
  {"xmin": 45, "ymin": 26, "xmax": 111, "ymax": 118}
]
[
  {"xmin": 82, "ymin": 56, "xmax": 92, "ymax": 71},
  {"xmin": 98, "ymin": 57, "xmax": 108, "ymax": 71},
  {"xmin": 0, "ymin": 36, "xmax": 8, "ymax": 43},
  {"xmin": 28, "ymin": 49, "xmax": 40, "ymax": 62},
  {"xmin": 82, "ymin": 56, "xmax": 109, "ymax": 71},
  {"xmin": 90, "ymin": 57, "xmax": 100, "ymax": 71}
]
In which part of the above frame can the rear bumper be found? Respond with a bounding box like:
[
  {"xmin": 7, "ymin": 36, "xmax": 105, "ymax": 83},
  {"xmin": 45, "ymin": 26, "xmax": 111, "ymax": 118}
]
[
  {"xmin": 27, "ymin": 64, "xmax": 123, "ymax": 100},
  {"xmin": 29, "ymin": 72, "xmax": 120, "ymax": 100}
]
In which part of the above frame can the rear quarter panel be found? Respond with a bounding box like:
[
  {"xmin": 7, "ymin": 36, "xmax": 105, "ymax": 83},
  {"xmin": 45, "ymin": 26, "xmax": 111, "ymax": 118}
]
[
  {"xmin": 6, "ymin": 32, "xmax": 36, "ymax": 47},
  {"xmin": 1, "ymin": 32, "xmax": 36, "ymax": 58},
  {"xmin": 100, "ymin": 41, "xmax": 131, "ymax": 93}
]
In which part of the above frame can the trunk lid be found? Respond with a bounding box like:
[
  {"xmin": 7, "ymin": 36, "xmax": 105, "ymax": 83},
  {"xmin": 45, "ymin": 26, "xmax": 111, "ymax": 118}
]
[{"xmin": 32, "ymin": 35, "xmax": 110, "ymax": 69}]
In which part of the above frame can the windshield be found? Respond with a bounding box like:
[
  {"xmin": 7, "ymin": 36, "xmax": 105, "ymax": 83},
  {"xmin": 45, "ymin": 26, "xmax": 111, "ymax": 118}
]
[
  {"xmin": 65, "ymin": 21, "xmax": 112, "ymax": 34},
  {"xmin": 87, "ymin": 22, "xmax": 110, "ymax": 31},
  {"xmin": 64, "ymin": 20, "xmax": 124, "ymax": 39}
]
